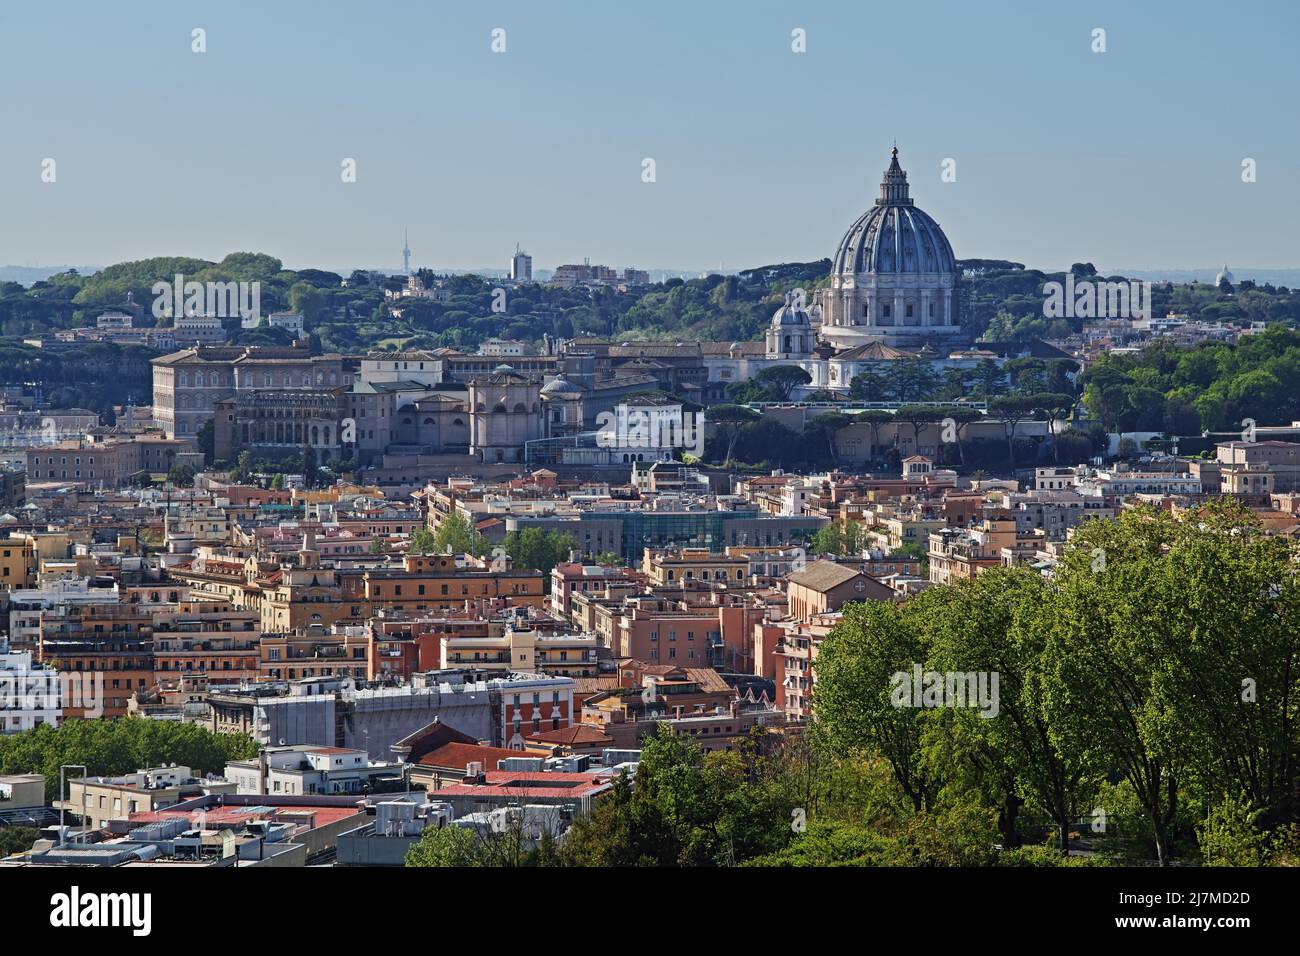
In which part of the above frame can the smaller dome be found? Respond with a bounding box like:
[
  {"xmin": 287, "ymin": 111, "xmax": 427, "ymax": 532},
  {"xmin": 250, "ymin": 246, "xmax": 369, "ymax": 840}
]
[
  {"xmin": 541, "ymin": 376, "xmax": 582, "ymax": 398},
  {"xmin": 771, "ymin": 293, "xmax": 811, "ymax": 329},
  {"xmin": 493, "ymin": 363, "xmax": 515, "ymax": 373},
  {"xmin": 1215, "ymin": 265, "xmax": 1234, "ymax": 287}
]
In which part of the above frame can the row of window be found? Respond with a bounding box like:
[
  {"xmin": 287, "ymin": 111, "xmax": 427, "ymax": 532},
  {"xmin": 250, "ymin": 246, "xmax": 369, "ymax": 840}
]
[
  {"xmin": 664, "ymin": 568, "xmax": 745, "ymax": 581},
  {"xmin": 648, "ymin": 648, "xmax": 695, "ymax": 660},
  {"xmin": 175, "ymin": 370, "xmax": 350, "ymax": 388}
]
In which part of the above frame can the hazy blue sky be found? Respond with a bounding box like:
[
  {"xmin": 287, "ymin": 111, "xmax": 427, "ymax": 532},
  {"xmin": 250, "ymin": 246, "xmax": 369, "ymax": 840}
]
[{"xmin": 2, "ymin": 0, "xmax": 1297, "ymax": 275}]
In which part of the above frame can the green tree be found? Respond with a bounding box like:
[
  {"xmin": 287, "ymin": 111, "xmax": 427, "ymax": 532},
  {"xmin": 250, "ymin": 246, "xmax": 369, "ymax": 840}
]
[
  {"xmin": 886, "ymin": 358, "xmax": 940, "ymax": 403},
  {"xmin": 562, "ymin": 725, "xmax": 797, "ymax": 866},
  {"xmin": 195, "ymin": 419, "xmax": 215, "ymax": 465},
  {"xmin": 811, "ymin": 600, "xmax": 941, "ymax": 813},
  {"xmin": 1198, "ymin": 795, "xmax": 1268, "ymax": 866},
  {"xmin": 706, "ymin": 404, "xmax": 761, "ymax": 466},
  {"xmin": 922, "ymin": 569, "xmax": 1097, "ymax": 851},
  {"xmin": 0, "ymin": 827, "xmax": 38, "ymax": 857},
  {"xmin": 431, "ymin": 512, "xmax": 488, "ymax": 557},
  {"xmin": 287, "ymin": 282, "xmax": 325, "ymax": 326},
  {"xmin": 0, "ymin": 718, "xmax": 257, "ymax": 800},
  {"xmin": 804, "ymin": 411, "xmax": 852, "ymax": 464},
  {"xmin": 849, "ymin": 370, "xmax": 889, "ymax": 402},
  {"xmin": 742, "ymin": 365, "xmax": 812, "ymax": 401},
  {"xmin": 167, "ymin": 463, "xmax": 195, "ymax": 487},
  {"xmin": 1034, "ymin": 504, "xmax": 1299, "ymax": 864},
  {"xmin": 502, "ymin": 528, "xmax": 577, "ymax": 576},
  {"xmin": 989, "ymin": 395, "xmax": 1038, "ymax": 467}
]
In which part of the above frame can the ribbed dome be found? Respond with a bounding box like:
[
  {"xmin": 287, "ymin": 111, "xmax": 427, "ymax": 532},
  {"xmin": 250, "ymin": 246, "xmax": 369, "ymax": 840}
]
[
  {"xmin": 831, "ymin": 148, "xmax": 957, "ymax": 278},
  {"xmin": 770, "ymin": 293, "xmax": 812, "ymax": 328}
]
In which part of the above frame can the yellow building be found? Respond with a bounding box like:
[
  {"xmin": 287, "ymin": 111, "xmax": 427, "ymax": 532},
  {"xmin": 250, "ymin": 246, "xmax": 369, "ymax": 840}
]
[
  {"xmin": 0, "ymin": 537, "xmax": 36, "ymax": 590},
  {"xmin": 641, "ymin": 548, "xmax": 749, "ymax": 587}
]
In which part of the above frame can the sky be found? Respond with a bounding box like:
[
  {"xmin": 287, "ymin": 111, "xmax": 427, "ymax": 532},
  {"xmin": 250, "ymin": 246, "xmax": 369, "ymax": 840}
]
[{"xmin": 1, "ymin": 0, "xmax": 1297, "ymax": 276}]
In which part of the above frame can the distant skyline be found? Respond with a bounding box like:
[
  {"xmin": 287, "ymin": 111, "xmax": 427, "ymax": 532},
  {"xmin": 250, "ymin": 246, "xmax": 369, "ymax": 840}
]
[{"xmin": 3, "ymin": 0, "xmax": 1297, "ymax": 275}]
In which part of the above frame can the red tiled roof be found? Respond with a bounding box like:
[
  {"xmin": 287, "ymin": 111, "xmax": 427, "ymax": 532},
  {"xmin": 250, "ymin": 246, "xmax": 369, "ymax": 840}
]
[
  {"xmin": 417, "ymin": 742, "xmax": 523, "ymax": 772},
  {"xmin": 524, "ymin": 724, "xmax": 613, "ymax": 746},
  {"xmin": 436, "ymin": 770, "xmax": 614, "ymax": 800}
]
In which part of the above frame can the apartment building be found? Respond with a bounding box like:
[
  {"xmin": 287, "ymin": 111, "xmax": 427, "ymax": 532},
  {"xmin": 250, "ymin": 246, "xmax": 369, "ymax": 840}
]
[
  {"xmin": 641, "ymin": 547, "xmax": 749, "ymax": 587},
  {"xmin": 1216, "ymin": 440, "xmax": 1300, "ymax": 494},
  {"xmin": 224, "ymin": 745, "xmax": 401, "ymax": 797},
  {"xmin": 363, "ymin": 553, "xmax": 546, "ymax": 614},
  {"xmin": 0, "ymin": 639, "xmax": 61, "ymax": 732},
  {"xmin": 928, "ymin": 518, "xmax": 1023, "ymax": 585},
  {"xmin": 151, "ymin": 343, "xmax": 354, "ymax": 439},
  {"xmin": 440, "ymin": 626, "xmax": 599, "ymax": 678},
  {"xmin": 0, "ymin": 537, "xmax": 37, "ymax": 591},
  {"xmin": 151, "ymin": 605, "xmax": 261, "ymax": 686},
  {"xmin": 67, "ymin": 765, "xmax": 237, "ymax": 830},
  {"xmin": 38, "ymin": 603, "xmax": 155, "ymax": 718}
]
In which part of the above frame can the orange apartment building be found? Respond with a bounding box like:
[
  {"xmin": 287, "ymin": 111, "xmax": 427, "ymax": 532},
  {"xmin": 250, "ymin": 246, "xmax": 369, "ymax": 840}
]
[
  {"xmin": 363, "ymin": 553, "xmax": 545, "ymax": 614},
  {"xmin": 150, "ymin": 604, "xmax": 261, "ymax": 686},
  {"xmin": 549, "ymin": 561, "xmax": 643, "ymax": 618},
  {"xmin": 607, "ymin": 596, "xmax": 768, "ymax": 672},
  {"xmin": 260, "ymin": 626, "xmax": 372, "ymax": 682},
  {"xmin": 927, "ymin": 518, "xmax": 1021, "ymax": 585},
  {"xmin": 773, "ymin": 613, "xmax": 840, "ymax": 721},
  {"xmin": 38, "ymin": 603, "xmax": 155, "ymax": 718}
]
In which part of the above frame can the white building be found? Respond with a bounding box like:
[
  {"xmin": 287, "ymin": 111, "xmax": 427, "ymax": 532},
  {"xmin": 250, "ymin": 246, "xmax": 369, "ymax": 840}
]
[
  {"xmin": 0, "ymin": 638, "xmax": 61, "ymax": 733},
  {"xmin": 8, "ymin": 580, "xmax": 122, "ymax": 652},
  {"xmin": 173, "ymin": 314, "xmax": 227, "ymax": 345},
  {"xmin": 1080, "ymin": 470, "xmax": 1203, "ymax": 496},
  {"xmin": 478, "ymin": 338, "xmax": 529, "ymax": 358},
  {"xmin": 268, "ymin": 312, "xmax": 305, "ymax": 337},
  {"xmin": 1034, "ymin": 467, "xmax": 1079, "ymax": 492},
  {"xmin": 358, "ymin": 350, "xmax": 444, "ymax": 388},
  {"xmin": 224, "ymin": 745, "xmax": 401, "ymax": 796},
  {"xmin": 510, "ymin": 245, "xmax": 533, "ymax": 282}
]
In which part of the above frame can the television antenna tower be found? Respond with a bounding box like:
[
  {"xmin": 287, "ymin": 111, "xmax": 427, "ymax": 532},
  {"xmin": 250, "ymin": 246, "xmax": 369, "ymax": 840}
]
[{"xmin": 402, "ymin": 229, "xmax": 412, "ymax": 276}]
